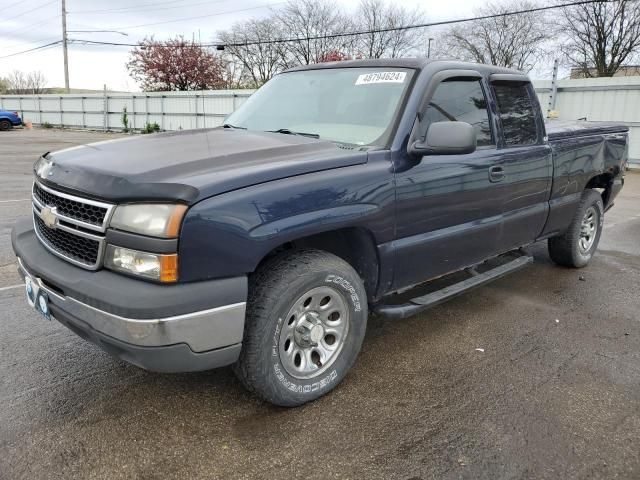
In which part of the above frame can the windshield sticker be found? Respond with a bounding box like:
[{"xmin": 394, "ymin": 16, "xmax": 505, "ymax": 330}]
[{"xmin": 355, "ymin": 71, "xmax": 406, "ymax": 85}]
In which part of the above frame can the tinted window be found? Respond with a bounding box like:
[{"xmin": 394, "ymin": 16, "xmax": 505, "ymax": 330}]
[
  {"xmin": 421, "ymin": 80, "xmax": 493, "ymax": 147},
  {"xmin": 492, "ymin": 83, "xmax": 538, "ymax": 146}
]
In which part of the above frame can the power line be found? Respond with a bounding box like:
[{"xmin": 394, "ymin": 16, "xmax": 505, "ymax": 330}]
[
  {"xmin": 70, "ymin": 0, "xmax": 197, "ymax": 14},
  {"xmin": 76, "ymin": 2, "xmax": 285, "ymax": 31},
  {"xmin": 3, "ymin": 35, "xmax": 62, "ymax": 52},
  {"xmin": 3, "ymin": 15, "xmax": 61, "ymax": 37},
  {"xmin": 0, "ymin": 40, "xmax": 62, "ymax": 60},
  {"xmin": 2, "ymin": 0, "xmax": 57, "ymax": 23},
  {"xmin": 71, "ymin": 0, "xmax": 227, "ymax": 15},
  {"xmin": 69, "ymin": 0, "xmax": 617, "ymax": 50}
]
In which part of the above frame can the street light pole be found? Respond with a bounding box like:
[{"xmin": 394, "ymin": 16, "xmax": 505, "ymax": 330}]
[
  {"xmin": 428, "ymin": 38, "xmax": 434, "ymax": 59},
  {"xmin": 61, "ymin": 0, "xmax": 69, "ymax": 93}
]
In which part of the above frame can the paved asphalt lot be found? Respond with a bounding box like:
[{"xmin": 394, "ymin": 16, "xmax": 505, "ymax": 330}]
[{"xmin": 1, "ymin": 129, "xmax": 639, "ymax": 480}]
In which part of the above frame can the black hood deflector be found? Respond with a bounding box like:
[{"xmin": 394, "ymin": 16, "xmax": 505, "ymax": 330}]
[{"xmin": 38, "ymin": 128, "xmax": 367, "ymax": 204}]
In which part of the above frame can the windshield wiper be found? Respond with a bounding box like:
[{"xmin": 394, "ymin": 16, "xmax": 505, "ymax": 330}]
[
  {"xmin": 222, "ymin": 123, "xmax": 246, "ymax": 129},
  {"xmin": 267, "ymin": 128, "xmax": 320, "ymax": 139}
]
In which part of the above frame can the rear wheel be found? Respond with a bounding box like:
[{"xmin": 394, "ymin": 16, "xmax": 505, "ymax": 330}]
[
  {"xmin": 233, "ymin": 249, "xmax": 367, "ymax": 407},
  {"xmin": 0, "ymin": 120, "xmax": 12, "ymax": 131},
  {"xmin": 548, "ymin": 189, "xmax": 604, "ymax": 268}
]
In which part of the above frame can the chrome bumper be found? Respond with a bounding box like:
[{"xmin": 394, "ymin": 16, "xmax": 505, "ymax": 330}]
[{"xmin": 17, "ymin": 258, "xmax": 246, "ymax": 353}]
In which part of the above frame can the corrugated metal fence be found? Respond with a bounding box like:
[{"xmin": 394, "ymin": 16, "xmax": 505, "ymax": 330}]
[
  {"xmin": 0, "ymin": 89, "xmax": 254, "ymax": 132},
  {"xmin": 1, "ymin": 77, "xmax": 638, "ymax": 163},
  {"xmin": 533, "ymin": 76, "xmax": 640, "ymax": 164}
]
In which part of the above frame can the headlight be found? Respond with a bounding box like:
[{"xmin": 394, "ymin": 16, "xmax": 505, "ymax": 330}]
[
  {"xmin": 110, "ymin": 204, "xmax": 187, "ymax": 238},
  {"xmin": 34, "ymin": 156, "xmax": 53, "ymax": 178},
  {"xmin": 104, "ymin": 245, "xmax": 178, "ymax": 282}
]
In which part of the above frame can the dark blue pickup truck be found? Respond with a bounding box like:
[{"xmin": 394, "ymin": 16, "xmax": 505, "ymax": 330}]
[{"xmin": 12, "ymin": 59, "xmax": 628, "ymax": 406}]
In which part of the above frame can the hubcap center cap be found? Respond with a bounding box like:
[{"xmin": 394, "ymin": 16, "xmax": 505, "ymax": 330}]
[
  {"xmin": 309, "ymin": 324, "xmax": 324, "ymax": 344},
  {"xmin": 294, "ymin": 311, "xmax": 324, "ymax": 347}
]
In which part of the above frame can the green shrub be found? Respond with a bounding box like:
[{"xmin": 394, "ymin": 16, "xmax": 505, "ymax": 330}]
[
  {"xmin": 121, "ymin": 107, "xmax": 129, "ymax": 133},
  {"xmin": 142, "ymin": 122, "xmax": 161, "ymax": 134},
  {"xmin": 42, "ymin": 122, "xmax": 53, "ymax": 129}
]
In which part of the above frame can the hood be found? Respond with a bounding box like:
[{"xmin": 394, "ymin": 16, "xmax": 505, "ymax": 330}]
[{"xmin": 37, "ymin": 128, "xmax": 368, "ymax": 204}]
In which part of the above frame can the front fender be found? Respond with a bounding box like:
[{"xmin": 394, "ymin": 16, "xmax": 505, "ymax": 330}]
[{"xmin": 178, "ymin": 160, "xmax": 395, "ymax": 282}]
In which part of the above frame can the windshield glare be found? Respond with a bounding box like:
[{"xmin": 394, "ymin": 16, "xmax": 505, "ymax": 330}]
[{"xmin": 225, "ymin": 68, "xmax": 414, "ymax": 146}]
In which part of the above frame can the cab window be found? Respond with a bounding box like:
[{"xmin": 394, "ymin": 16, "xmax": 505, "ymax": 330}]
[
  {"xmin": 421, "ymin": 79, "xmax": 494, "ymax": 147},
  {"xmin": 492, "ymin": 83, "xmax": 539, "ymax": 146}
]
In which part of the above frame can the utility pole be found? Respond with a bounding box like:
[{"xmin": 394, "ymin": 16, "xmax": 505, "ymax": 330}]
[
  {"xmin": 61, "ymin": 0, "xmax": 69, "ymax": 93},
  {"xmin": 427, "ymin": 38, "xmax": 434, "ymax": 58},
  {"xmin": 547, "ymin": 58, "xmax": 559, "ymax": 118}
]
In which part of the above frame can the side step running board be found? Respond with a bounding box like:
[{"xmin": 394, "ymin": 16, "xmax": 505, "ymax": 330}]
[{"xmin": 374, "ymin": 255, "xmax": 533, "ymax": 320}]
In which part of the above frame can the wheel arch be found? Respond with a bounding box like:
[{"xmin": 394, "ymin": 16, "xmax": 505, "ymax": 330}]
[
  {"xmin": 585, "ymin": 172, "xmax": 614, "ymax": 208},
  {"xmin": 254, "ymin": 227, "xmax": 381, "ymax": 303}
]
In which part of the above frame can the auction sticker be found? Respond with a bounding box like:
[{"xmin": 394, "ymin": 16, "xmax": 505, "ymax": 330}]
[{"xmin": 355, "ymin": 71, "xmax": 406, "ymax": 85}]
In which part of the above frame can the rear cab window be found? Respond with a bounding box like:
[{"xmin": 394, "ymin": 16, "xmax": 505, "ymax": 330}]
[{"xmin": 492, "ymin": 83, "xmax": 540, "ymax": 147}]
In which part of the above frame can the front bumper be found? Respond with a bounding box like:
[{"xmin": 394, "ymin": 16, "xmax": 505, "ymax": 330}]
[{"xmin": 12, "ymin": 218, "xmax": 248, "ymax": 372}]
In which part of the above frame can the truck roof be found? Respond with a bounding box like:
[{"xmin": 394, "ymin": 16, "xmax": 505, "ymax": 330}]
[{"xmin": 284, "ymin": 58, "xmax": 525, "ymax": 77}]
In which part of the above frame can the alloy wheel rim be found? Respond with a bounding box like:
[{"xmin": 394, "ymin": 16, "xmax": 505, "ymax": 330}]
[
  {"xmin": 278, "ymin": 286, "xmax": 350, "ymax": 380},
  {"xmin": 579, "ymin": 206, "xmax": 598, "ymax": 254}
]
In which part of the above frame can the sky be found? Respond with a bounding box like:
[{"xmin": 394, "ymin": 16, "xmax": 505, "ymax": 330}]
[{"xmin": 1, "ymin": 0, "xmax": 532, "ymax": 91}]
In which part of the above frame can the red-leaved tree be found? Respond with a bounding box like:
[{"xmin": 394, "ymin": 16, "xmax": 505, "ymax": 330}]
[
  {"xmin": 127, "ymin": 36, "xmax": 227, "ymax": 91},
  {"xmin": 318, "ymin": 50, "xmax": 351, "ymax": 62}
]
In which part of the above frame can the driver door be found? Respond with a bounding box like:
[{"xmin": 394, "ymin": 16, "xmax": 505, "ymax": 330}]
[{"xmin": 392, "ymin": 76, "xmax": 505, "ymax": 290}]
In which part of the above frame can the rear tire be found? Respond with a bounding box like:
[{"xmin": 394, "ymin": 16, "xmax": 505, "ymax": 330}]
[
  {"xmin": 0, "ymin": 120, "xmax": 12, "ymax": 131},
  {"xmin": 548, "ymin": 189, "xmax": 604, "ymax": 268},
  {"xmin": 233, "ymin": 249, "xmax": 368, "ymax": 407}
]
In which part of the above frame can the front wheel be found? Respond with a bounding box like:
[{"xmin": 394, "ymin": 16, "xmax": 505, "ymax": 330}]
[
  {"xmin": 233, "ymin": 250, "xmax": 368, "ymax": 407},
  {"xmin": 548, "ymin": 189, "xmax": 604, "ymax": 268},
  {"xmin": 0, "ymin": 119, "xmax": 12, "ymax": 131}
]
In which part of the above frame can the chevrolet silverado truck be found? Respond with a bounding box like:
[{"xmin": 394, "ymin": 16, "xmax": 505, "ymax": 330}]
[{"xmin": 12, "ymin": 59, "xmax": 628, "ymax": 406}]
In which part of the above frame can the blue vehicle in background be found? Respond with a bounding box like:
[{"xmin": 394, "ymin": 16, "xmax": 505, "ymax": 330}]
[{"xmin": 0, "ymin": 109, "xmax": 23, "ymax": 130}]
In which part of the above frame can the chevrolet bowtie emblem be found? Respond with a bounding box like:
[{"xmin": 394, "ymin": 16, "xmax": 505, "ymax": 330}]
[{"xmin": 41, "ymin": 206, "xmax": 58, "ymax": 229}]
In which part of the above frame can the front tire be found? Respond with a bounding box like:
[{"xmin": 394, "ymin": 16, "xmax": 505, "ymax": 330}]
[
  {"xmin": 0, "ymin": 120, "xmax": 12, "ymax": 131},
  {"xmin": 548, "ymin": 189, "xmax": 604, "ymax": 268},
  {"xmin": 234, "ymin": 249, "xmax": 368, "ymax": 407}
]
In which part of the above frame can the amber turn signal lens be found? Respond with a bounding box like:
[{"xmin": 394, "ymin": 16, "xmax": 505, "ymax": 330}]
[
  {"xmin": 166, "ymin": 205, "xmax": 188, "ymax": 238},
  {"xmin": 160, "ymin": 254, "xmax": 179, "ymax": 283}
]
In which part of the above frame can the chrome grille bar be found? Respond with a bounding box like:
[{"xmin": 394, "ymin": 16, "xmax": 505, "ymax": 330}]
[
  {"xmin": 31, "ymin": 181, "xmax": 111, "ymax": 270},
  {"xmin": 32, "ymin": 180, "xmax": 115, "ymax": 233}
]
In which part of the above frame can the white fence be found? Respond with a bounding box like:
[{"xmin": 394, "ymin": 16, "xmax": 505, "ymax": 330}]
[
  {"xmin": 0, "ymin": 90, "xmax": 254, "ymax": 132},
  {"xmin": 533, "ymin": 76, "xmax": 640, "ymax": 164},
  {"xmin": 1, "ymin": 77, "xmax": 639, "ymax": 164}
]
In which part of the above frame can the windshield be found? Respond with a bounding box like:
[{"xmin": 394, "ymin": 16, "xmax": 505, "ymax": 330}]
[{"xmin": 224, "ymin": 68, "xmax": 415, "ymax": 146}]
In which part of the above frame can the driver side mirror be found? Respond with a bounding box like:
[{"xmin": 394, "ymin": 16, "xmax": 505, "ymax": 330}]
[{"xmin": 409, "ymin": 121, "xmax": 477, "ymax": 157}]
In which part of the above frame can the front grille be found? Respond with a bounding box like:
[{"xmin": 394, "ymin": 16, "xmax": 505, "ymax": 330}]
[
  {"xmin": 33, "ymin": 182, "xmax": 108, "ymax": 227},
  {"xmin": 34, "ymin": 215, "xmax": 100, "ymax": 266},
  {"xmin": 31, "ymin": 181, "xmax": 112, "ymax": 269}
]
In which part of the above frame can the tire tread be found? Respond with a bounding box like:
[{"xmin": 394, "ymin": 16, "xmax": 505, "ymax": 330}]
[{"xmin": 233, "ymin": 249, "xmax": 366, "ymax": 406}]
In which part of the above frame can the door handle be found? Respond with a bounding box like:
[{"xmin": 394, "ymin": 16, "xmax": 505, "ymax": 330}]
[{"xmin": 489, "ymin": 165, "xmax": 505, "ymax": 182}]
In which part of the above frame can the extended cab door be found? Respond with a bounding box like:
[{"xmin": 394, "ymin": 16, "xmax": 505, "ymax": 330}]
[
  {"xmin": 392, "ymin": 74, "xmax": 505, "ymax": 290},
  {"xmin": 488, "ymin": 76, "xmax": 553, "ymax": 251}
]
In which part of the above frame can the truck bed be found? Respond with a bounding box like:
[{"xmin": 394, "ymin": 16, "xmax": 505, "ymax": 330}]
[{"xmin": 545, "ymin": 120, "xmax": 629, "ymax": 140}]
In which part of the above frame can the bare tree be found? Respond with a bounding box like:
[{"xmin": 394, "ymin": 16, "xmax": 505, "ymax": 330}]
[
  {"xmin": 26, "ymin": 71, "xmax": 47, "ymax": 94},
  {"xmin": 6, "ymin": 71, "xmax": 28, "ymax": 94},
  {"xmin": 5, "ymin": 70, "xmax": 47, "ymax": 94},
  {"xmin": 218, "ymin": 18, "xmax": 288, "ymax": 87},
  {"xmin": 354, "ymin": 0, "xmax": 426, "ymax": 58},
  {"xmin": 0, "ymin": 77, "xmax": 8, "ymax": 94},
  {"xmin": 438, "ymin": 0, "xmax": 550, "ymax": 72},
  {"xmin": 557, "ymin": 0, "xmax": 640, "ymax": 77},
  {"xmin": 275, "ymin": 0, "xmax": 354, "ymax": 67}
]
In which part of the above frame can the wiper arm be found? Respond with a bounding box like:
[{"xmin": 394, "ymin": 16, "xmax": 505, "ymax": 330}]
[
  {"xmin": 222, "ymin": 123, "xmax": 246, "ymax": 129},
  {"xmin": 267, "ymin": 128, "xmax": 320, "ymax": 139}
]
